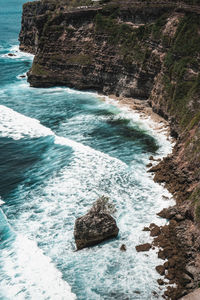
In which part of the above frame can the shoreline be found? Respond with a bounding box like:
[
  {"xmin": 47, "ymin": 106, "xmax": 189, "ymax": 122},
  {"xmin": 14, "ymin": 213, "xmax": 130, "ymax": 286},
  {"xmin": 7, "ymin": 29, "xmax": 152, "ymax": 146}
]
[
  {"xmin": 10, "ymin": 46, "xmax": 196, "ymax": 299},
  {"xmin": 99, "ymin": 94, "xmax": 174, "ymax": 143},
  {"xmin": 107, "ymin": 95, "xmax": 200, "ymax": 299},
  {"xmin": 100, "ymin": 94, "xmax": 178, "ymax": 298},
  {"xmin": 100, "ymin": 94, "xmax": 199, "ymax": 299}
]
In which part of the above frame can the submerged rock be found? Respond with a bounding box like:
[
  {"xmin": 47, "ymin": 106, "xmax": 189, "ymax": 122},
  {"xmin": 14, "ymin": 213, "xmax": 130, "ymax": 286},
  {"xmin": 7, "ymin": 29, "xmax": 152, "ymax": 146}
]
[
  {"xmin": 74, "ymin": 196, "xmax": 119, "ymax": 250},
  {"xmin": 120, "ymin": 244, "xmax": 127, "ymax": 251}
]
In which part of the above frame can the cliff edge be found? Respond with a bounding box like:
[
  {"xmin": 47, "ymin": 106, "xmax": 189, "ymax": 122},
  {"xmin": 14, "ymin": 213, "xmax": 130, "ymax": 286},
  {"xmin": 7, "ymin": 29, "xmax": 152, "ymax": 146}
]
[{"xmin": 19, "ymin": 0, "xmax": 200, "ymax": 298}]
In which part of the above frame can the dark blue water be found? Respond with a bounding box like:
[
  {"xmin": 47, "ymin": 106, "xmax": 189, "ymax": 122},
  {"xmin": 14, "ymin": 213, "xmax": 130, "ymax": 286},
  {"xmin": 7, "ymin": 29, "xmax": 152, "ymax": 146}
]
[{"xmin": 0, "ymin": 1, "xmax": 174, "ymax": 299}]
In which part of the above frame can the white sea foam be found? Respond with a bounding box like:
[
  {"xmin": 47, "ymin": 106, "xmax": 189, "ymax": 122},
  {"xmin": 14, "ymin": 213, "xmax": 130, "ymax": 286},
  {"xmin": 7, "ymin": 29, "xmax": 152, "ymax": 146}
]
[
  {"xmin": 0, "ymin": 105, "xmax": 53, "ymax": 140},
  {"xmin": 102, "ymin": 95, "xmax": 174, "ymax": 158},
  {"xmin": 0, "ymin": 96, "xmax": 175, "ymax": 298},
  {"xmin": 16, "ymin": 73, "xmax": 27, "ymax": 80},
  {"xmin": 8, "ymin": 135, "xmax": 174, "ymax": 299},
  {"xmin": 0, "ymin": 105, "xmax": 125, "ymax": 166},
  {"xmin": 40, "ymin": 86, "xmax": 174, "ymax": 159},
  {"xmin": 0, "ymin": 200, "xmax": 5, "ymax": 206},
  {"xmin": 1, "ymin": 45, "xmax": 34, "ymax": 60},
  {"xmin": 0, "ymin": 234, "xmax": 76, "ymax": 300},
  {"xmin": 0, "ymin": 195, "xmax": 5, "ymax": 206}
]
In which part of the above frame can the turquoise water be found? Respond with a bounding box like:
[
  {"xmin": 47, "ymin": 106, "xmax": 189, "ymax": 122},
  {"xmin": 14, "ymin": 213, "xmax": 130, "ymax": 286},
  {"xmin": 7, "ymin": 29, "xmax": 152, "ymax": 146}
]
[{"xmin": 0, "ymin": 1, "xmax": 174, "ymax": 299}]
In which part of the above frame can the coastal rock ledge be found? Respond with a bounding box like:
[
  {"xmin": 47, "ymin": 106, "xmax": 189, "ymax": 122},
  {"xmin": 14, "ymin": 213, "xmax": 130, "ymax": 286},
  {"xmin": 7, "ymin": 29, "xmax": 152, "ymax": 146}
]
[{"xmin": 74, "ymin": 196, "xmax": 119, "ymax": 250}]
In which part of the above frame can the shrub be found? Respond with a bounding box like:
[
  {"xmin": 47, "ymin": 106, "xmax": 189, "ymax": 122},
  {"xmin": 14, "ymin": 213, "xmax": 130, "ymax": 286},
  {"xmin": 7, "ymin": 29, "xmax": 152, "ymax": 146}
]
[{"xmin": 90, "ymin": 196, "xmax": 116, "ymax": 215}]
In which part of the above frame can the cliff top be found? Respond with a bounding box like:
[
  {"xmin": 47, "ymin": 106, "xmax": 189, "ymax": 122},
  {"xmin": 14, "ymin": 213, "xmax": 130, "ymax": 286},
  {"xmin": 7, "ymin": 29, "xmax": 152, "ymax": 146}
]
[{"xmin": 23, "ymin": 0, "xmax": 200, "ymax": 16}]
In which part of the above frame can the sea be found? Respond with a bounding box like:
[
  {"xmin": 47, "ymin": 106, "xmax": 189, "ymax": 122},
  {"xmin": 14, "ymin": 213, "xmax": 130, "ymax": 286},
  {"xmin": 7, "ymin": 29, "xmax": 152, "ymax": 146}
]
[{"xmin": 0, "ymin": 1, "xmax": 175, "ymax": 299}]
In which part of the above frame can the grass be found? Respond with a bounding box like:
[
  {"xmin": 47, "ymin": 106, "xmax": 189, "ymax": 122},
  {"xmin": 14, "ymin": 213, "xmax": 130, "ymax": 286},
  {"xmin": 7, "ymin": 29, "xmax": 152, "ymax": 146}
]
[
  {"xmin": 163, "ymin": 13, "xmax": 200, "ymax": 130},
  {"xmin": 69, "ymin": 54, "xmax": 93, "ymax": 65},
  {"xmin": 95, "ymin": 13, "xmax": 154, "ymax": 67},
  {"xmin": 31, "ymin": 63, "xmax": 49, "ymax": 76}
]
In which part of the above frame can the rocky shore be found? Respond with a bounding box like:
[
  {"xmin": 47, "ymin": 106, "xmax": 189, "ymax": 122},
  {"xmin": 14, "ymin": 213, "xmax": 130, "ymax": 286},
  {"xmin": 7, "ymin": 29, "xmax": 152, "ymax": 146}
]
[
  {"xmin": 19, "ymin": 0, "xmax": 200, "ymax": 298},
  {"xmin": 139, "ymin": 206, "xmax": 200, "ymax": 299}
]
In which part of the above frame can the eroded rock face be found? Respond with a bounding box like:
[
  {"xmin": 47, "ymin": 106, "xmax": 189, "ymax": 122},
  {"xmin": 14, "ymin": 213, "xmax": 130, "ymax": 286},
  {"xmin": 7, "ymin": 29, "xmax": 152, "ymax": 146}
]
[
  {"xmin": 74, "ymin": 197, "xmax": 119, "ymax": 250},
  {"xmin": 19, "ymin": 1, "xmax": 176, "ymax": 98}
]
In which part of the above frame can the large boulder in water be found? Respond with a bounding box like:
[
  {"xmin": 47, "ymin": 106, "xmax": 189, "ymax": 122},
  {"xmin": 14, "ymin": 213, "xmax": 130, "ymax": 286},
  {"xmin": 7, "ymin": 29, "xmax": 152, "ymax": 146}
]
[{"xmin": 74, "ymin": 196, "xmax": 119, "ymax": 250}]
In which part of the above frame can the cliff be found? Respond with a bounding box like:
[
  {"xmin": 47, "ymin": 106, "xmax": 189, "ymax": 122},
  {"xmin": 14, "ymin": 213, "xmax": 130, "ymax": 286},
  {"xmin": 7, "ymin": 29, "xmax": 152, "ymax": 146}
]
[
  {"xmin": 19, "ymin": 1, "xmax": 200, "ymax": 299},
  {"xmin": 19, "ymin": 1, "xmax": 178, "ymax": 98}
]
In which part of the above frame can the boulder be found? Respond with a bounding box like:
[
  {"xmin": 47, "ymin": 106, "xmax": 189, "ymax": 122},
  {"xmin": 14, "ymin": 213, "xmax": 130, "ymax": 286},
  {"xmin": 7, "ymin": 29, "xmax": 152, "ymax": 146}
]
[
  {"xmin": 135, "ymin": 243, "xmax": 151, "ymax": 252},
  {"xmin": 120, "ymin": 244, "xmax": 127, "ymax": 251},
  {"xmin": 150, "ymin": 223, "xmax": 161, "ymax": 237},
  {"xmin": 74, "ymin": 196, "xmax": 119, "ymax": 250},
  {"xmin": 156, "ymin": 265, "xmax": 165, "ymax": 276}
]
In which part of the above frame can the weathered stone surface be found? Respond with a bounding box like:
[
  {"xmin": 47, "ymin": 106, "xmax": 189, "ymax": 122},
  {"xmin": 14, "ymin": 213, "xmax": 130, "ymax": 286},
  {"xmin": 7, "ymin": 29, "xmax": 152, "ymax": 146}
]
[
  {"xmin": 74, "ymin": 197, "xmax": 119, "ymax": 250},
  {"xmin": 157, "ymin": 206, "xmax": 177, "ymax": 219},
  {"xmin": 146, "ymin": 163, "xmax": 153, "ymax": 168},
  {"xmin": 156, "ymin": 265, "xmax": 165, "ymax": 276},
  {"xmin": 157, "ymin": 279, "xmax": 164, "ymax": 286},
  {"xmin": 150, "ymin": 224, "xmax": 161, "ymax": 237},
  {"xmin": 135, "ymin": 243, "xmax": 151, "ymax": 252},
  {"xmin": 180, "ymin": 288, "xmax": 200, "ymax": 300},
  {"xmin": 19, "ymin": 1, "xmax": 176, "ymax": 97},
  {"xmin": 143, "ymin": 226, "xmax": 150, "ymax": 231}
]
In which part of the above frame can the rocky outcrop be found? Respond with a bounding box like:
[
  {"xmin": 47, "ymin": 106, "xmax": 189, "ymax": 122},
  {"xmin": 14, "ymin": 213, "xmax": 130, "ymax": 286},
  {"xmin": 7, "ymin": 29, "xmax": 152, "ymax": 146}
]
[
  {"xmin": 74, "ymin": 196, "xmax": 119, "ymax": 250},
  {"xmin": 150, "ymin": 206, "xmax": 200, "ymax": 299}
]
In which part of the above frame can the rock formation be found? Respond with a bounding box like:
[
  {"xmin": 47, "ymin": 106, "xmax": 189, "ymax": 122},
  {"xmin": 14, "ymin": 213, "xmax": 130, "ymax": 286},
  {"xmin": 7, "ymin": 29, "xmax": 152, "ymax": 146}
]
[{"xmin": 74, "ymin": 196, "xmax": 119, "ymax": 250}]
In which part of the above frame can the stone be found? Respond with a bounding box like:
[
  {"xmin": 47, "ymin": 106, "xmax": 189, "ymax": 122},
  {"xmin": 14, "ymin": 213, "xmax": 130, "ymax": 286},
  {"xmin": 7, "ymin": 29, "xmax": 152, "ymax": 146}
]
[
  {"xmin": 165, "ymin": 268, "xmax": 175, "ymax": 280},
  {"xmin": 120, "ymin": 244, "xmax": 127, "ymax": 251},
  {"xmin": 157, "ymin": 206, "xmax": 177, "ymax": 219},
  {"xmin": 185, "ymin": 265, "xmax": 197, "ymax": 279},
  {"xmin": 8, "ymin": 53, "xmax": 16, "ymax": 57},
  {"xmin": 181, "ymin": 274, "xmax": 192, "ymax": 285},
  {"xmin": 146, "ymin": 163, "xmax": 153, "ymax": 168},
  {"xmin": 164, "ymin": 261, "xmax": 169, "ymax": 269},
  {"xmin": 74, "ymin": 196, "xmax": 119, "ymax": 250},
  {"xmin": 152, "ymin": 291, "xmax": 159, "ymax": 298},
  {"xmin": 135, "ymin": 243, "xmax": 151, "ymax": 252},
  {"xmin": 158, "ymin": 250, "xmax": 165, "ymax": 260},
  {"xmin": 150, "ymin": 225, "xmax": 161, "ymax": 237},
  {"xmin": 157, "ymin": 279, "xmax": 164, "ymax": 285},
  {"xmin": 156, "ymin": 265, "xmax": 165, "ymax": 276},
  {"xmin": 175, "ymin": 214, "xmax": 185, "ymax": 222},
  {"xmin": 168, "ymin": 258, "xmax": 176, "ymax": 268},
  {"xmin": 143, "ymin": 227, "xmax": 150, "ymax": 231}
]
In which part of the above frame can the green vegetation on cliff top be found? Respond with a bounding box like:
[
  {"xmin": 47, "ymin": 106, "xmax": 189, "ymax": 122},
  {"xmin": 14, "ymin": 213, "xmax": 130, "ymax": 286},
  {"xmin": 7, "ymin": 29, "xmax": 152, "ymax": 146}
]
[{"xmin": 163, "ymin": 13, "xmax": 200, "ymax": 129}]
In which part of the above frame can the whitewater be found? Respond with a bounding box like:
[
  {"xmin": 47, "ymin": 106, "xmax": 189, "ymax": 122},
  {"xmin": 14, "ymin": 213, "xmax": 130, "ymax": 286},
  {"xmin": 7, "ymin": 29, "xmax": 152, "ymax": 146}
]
[{"xmin": 0, "ymin": 1, "xmax": 174, "ymax": 299}]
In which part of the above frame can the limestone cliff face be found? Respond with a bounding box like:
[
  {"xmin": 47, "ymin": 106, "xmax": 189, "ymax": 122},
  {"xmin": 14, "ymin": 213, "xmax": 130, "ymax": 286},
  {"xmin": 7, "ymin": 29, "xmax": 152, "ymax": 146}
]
[
  {"xmin": 19, "ymin": 1, "xmax": 57, "ymax": 53},
  {"xmin": 19, "ymin": 1, "xmax": 176, "ymax": 99}
]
